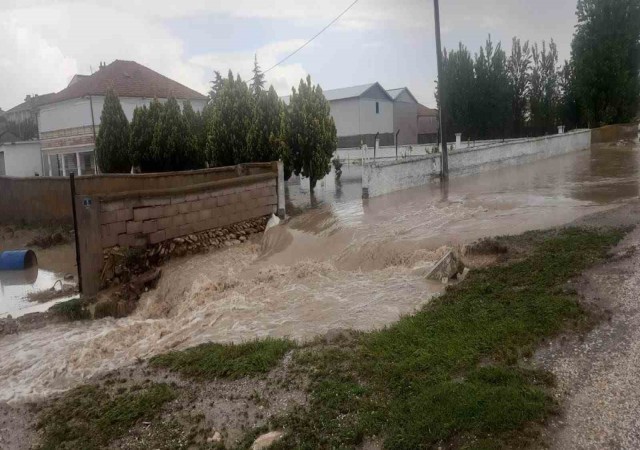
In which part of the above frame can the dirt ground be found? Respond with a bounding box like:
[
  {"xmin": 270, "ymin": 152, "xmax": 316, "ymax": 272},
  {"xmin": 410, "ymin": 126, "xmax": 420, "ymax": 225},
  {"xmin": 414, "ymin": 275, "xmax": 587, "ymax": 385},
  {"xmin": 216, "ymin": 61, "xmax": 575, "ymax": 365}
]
[{"xmin": 537, "ymin": 200, "xmax": 640, "ymax": 449}]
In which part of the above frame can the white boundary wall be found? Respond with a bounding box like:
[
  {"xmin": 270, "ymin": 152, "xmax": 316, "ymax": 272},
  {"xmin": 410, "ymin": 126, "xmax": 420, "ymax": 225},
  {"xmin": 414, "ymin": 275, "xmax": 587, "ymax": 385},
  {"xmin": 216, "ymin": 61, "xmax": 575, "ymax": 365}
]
[
  {"xmin": 336, "ymin": 138, "xmax": 519, "ymax": 163},
  {"xmin": 362, "ymin": 130, "xmax": 591, "ymax": 198}
]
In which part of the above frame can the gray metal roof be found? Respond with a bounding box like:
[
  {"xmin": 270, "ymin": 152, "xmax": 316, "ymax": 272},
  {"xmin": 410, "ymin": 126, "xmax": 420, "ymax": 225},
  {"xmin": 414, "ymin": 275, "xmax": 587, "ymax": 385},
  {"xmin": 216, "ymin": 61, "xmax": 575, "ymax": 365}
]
[
  {"xmin": 386, "ymin": 87, "xmax": 419, "ymax": 103},
  {"xmin": 280, "ymin": 82, "xmax": 394, "ymax": 104},
  {"xmin": 322, "ymin": 83, "xmax": 377, "ymax": 101},
  {"xmin": 386, "ymin": 88, "xmax": 404, "ymax": 99}
]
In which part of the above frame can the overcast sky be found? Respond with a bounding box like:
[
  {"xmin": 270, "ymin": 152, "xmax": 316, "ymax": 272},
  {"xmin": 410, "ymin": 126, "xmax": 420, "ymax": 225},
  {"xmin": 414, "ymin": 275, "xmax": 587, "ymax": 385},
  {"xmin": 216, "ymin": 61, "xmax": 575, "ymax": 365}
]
[{"xmin": 1, "ymin": 0, "xmax": 579, "ymax": 111}]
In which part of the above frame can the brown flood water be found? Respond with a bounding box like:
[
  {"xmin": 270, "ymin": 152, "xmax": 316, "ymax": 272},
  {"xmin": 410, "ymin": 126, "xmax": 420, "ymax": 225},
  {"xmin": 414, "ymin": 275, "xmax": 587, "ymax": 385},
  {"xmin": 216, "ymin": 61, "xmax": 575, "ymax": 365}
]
[{"xmin": 0, "ymin": 142, "xmax": 638, "ymax": 402}]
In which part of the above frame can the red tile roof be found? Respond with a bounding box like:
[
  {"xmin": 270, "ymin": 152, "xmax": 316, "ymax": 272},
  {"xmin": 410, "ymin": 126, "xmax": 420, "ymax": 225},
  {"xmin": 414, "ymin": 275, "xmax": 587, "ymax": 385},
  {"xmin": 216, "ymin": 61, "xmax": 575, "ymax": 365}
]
[
  {"xmin": 7, "ymin": 93, "xmax": 56, "ymax": 113},
  {"xmin": 43, "ymin": 60, "xmax": 206, "ymax": 105}
]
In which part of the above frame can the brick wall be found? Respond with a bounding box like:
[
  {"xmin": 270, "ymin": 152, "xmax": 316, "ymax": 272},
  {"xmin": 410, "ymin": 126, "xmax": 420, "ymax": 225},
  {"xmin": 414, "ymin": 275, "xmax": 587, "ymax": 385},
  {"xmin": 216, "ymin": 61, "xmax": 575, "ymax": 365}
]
[
  {"xmin": 98, "ymin": 175, "xmax": 277, "ymax": 250},
  {"xmin": 0, "ymin": 162, "xmax": 275, "ymax": 225},
  {"xmin": 75, "ymin": 164, "xmax": 284, "ymax": 295}
]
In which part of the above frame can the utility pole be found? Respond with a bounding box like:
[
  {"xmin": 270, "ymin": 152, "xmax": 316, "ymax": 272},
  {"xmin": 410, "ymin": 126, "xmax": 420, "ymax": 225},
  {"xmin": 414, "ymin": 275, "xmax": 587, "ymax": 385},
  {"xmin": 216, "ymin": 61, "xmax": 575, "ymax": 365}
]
[{"xmin": 433, "ymin": 0, "xmax": 448, "ymax": 179}]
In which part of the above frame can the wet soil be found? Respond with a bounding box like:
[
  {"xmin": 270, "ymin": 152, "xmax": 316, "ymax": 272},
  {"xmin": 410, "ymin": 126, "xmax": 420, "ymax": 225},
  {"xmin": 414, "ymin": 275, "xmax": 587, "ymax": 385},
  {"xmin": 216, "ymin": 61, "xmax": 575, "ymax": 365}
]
[{"xmin": 0, "ymin": 351, "xmax": 307, "ymax": 450}]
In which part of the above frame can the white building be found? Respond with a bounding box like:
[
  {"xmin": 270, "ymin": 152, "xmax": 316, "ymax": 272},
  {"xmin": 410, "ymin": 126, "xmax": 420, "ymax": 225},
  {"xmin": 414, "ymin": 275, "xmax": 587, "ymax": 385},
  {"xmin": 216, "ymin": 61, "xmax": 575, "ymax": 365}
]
[
  {"xmin": 283, "ymin": 82, "xmax": 437, "ymax": 149},
  {"xmin": 0, "ymin": 141, "xmax": 43, "ymax": 177},
  {"xmin": 38, "ymin": 60, "xmax": 208, "ymax": 176},
  {"xmin": 386, "ymin": 87, "xmax": 420, "ymax": 146},
  {"xmin": 323, "ymin": 83, "xmax": 395, "ymax": 148},
  {"xmin": 4, "ymin": 93, "xmax": 56, "ymax": 140}
]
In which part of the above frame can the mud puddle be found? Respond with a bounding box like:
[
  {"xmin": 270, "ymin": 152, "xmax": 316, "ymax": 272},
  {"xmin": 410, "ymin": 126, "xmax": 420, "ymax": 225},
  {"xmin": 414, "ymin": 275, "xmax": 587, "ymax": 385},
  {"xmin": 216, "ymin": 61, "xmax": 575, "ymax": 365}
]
[
  {"xmin": 0, "ymin": 142, "xmax": 638, "ymax": 403},
  {"xmin": 0, "ymin": 267, "xmax": 76, "ymax": 319}
]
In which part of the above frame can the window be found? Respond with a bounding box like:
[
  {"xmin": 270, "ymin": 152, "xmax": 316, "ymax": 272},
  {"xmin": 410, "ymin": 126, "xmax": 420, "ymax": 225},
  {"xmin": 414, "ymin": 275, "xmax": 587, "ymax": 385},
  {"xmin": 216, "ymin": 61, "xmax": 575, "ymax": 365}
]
[
  {"xmin": 375, "ymin": 102, "xmax": 379, "ymax": 114},
  {"xmin": 63, "ymin": 153, "xmax": 78, "ymax": 175},
  {"xmin": 0, "ymin": 152, "xmax": 5, "ymax": 176},
  {"xmin": 80, "ymin": 151, "xmax": 96, "ymax": 174},
  {"xmin": 49, "ymin": 154, "xmax": 62, "ymax": 176}
]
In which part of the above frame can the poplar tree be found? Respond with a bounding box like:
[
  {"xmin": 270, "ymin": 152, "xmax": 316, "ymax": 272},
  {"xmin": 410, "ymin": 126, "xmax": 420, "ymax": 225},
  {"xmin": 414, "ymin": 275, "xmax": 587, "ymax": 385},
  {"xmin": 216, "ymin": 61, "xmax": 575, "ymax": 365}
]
[
  {"xmin": 507, "ymin": 38, "xmax": 532, "ymax": 136},
  {"xmin": 571, "ymin": 0, "xmax": 640, "ymax": 125}
]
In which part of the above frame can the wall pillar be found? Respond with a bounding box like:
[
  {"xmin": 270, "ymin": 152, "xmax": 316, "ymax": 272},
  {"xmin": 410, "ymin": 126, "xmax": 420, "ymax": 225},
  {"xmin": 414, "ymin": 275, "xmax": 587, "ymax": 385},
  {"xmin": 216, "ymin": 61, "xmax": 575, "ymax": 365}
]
[
  {"xmin": 47, "ymin": 154, "xmax": 53, "ymax": 177},
  {"xmin": 275, "ymin": 161, "xmax": 286, "ymax": 219},
  {"xmin": 74, "ymin": 194, "xmax": 102, "ymax": 296},
  {"xmin": 76, "ymin": 152, "xmax": 82, "ymax": 176}
]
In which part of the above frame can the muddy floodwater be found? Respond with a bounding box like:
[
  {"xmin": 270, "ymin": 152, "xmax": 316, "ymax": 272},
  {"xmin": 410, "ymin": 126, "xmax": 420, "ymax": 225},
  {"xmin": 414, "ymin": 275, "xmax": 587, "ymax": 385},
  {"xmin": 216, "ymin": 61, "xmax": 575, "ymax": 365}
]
[{"xmin": 0, "ymin": 142, "xmax": 638, "ymax": 402}]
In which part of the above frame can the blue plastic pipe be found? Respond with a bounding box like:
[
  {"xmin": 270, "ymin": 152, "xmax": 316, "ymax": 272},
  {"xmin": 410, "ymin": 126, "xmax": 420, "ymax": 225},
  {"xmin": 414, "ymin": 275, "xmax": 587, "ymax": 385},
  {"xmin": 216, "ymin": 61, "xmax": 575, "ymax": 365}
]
[{"xmin": 0, "ymin": 250, "xmax": 38, "ymax": 271}]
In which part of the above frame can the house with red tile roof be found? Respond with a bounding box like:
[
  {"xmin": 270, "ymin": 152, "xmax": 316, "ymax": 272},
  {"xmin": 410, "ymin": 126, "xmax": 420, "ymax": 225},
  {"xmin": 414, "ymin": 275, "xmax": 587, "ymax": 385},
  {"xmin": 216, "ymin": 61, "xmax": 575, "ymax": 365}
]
[{"xmin": 38, "ymin": 60, "xmax": 207, "ymax": 176}]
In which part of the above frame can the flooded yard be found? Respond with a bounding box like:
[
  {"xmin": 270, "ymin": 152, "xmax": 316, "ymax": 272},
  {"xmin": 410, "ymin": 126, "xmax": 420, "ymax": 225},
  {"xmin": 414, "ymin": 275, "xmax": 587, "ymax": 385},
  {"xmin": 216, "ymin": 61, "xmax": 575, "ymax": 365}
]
[{"xmin": 0, "ymin": 227, "xmax": 77, "ymax": 318}]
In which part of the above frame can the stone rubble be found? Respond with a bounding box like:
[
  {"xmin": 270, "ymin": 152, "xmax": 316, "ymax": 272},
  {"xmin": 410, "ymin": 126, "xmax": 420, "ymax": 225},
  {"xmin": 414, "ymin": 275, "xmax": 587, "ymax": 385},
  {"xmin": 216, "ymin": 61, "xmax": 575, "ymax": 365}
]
[
  {"xmin": 101, "ymin": 216, "xmax": 269, "ymax": 288},
  {"xmin": 251, "ymin": 430, "xmax": 284, "ymax": 450},
  {"xmin": 426, "ymin": 250, "xmax": 465, "ymax": 282}
]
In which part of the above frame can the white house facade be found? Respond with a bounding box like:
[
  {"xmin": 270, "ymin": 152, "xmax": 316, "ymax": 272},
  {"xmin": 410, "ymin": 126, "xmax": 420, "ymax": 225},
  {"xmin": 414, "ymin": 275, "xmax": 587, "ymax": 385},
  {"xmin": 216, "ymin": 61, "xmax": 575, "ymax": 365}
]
[
  {"xmin": 37, "ymin": 60, "xmax": 208, "ymax": 176},
  {"xmin": 0, "ymin": 141, "xmax": 43, "ymax": 177}
]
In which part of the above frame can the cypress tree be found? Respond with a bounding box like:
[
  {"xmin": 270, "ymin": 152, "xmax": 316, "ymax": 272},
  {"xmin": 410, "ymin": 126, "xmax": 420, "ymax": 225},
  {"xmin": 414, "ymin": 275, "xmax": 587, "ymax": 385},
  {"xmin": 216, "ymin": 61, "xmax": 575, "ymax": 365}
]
[
  {"xmin": 183, "ymin": 100, "xmax": 206, "ymax": 169},
  {"xmin": 206, "ymin": 71, "xmax": 255, "ymax": 166},
  {"xmin": 286, "ymin": 75, "xmax": 337, "ymax": 189},
  {"xmin": 251, "ymin": 54, "xmax": 266, "ymax": 96},
  {"xmin": 95, "ymin": 88, "xmax": 130, "ymax": 173},
  {"xmin": 129, "ymin": 104, "xmax": 151, "ymax": 170},
  {"xmin": 247, "ymin": 86, "xmax": 286, "ymax": 163},
  {"xmin": 150, "ymin": 97, "xmax": 189, "ymax": 171}
]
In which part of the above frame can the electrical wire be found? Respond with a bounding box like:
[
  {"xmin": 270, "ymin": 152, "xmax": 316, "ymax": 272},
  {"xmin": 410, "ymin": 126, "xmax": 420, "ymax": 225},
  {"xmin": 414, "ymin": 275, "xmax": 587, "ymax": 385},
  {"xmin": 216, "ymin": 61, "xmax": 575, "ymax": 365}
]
[{"xmin": 263, "ymin": 0, "xmax": 361, "ymax": 74}]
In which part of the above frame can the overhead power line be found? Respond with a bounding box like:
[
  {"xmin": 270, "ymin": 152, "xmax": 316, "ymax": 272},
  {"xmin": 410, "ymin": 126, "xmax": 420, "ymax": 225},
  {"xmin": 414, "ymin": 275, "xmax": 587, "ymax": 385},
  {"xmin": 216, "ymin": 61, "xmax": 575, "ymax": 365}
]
[{"xmin": 263, "ymin": 0, "xmax": 361, "ymax": 74}]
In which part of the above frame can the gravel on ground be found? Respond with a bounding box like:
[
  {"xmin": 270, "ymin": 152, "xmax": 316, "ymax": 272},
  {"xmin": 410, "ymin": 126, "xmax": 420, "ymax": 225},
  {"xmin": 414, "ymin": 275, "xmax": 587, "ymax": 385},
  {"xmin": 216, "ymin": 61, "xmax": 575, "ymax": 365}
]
[{"xmin": 538, "ymin": 201, "xmax": 640, "ymax": 449}]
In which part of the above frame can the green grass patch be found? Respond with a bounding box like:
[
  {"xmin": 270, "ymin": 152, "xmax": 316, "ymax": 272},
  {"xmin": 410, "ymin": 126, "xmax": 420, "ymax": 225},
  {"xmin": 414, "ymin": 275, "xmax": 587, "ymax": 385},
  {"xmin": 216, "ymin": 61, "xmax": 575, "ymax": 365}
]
[
  {"xmin": 36, "ymin": 383, "xmax": 176, "ymax": 450},
  {"xmin": 268, "ymin": 227, "xmax": 624, "ymax": 449},
  {"xmin": 149, "ymin": 338, "xmax": 295, "ymax": 380},
  {"xmin": 49, "ymin": 297, "xmax": 90, "ymax": 321}
]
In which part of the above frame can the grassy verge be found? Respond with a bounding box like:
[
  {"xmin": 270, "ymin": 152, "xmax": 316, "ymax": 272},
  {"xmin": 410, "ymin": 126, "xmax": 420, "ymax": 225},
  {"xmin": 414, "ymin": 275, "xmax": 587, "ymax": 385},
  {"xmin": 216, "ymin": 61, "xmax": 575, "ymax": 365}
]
[
  {"xmin": 36, "ymin": 383, "xmax": 176, "ymax": 450},
  {"xmin": 150, "ymin": 338, "xmax": 295, "ymax": 380},
  {"xmin": 266, "ymin": 227, "xmax": 624, "ymax": 449}
]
